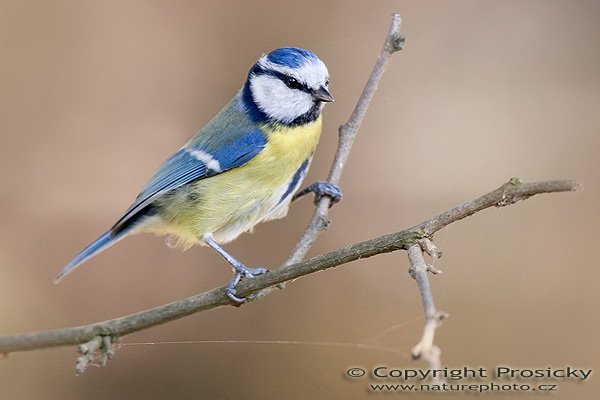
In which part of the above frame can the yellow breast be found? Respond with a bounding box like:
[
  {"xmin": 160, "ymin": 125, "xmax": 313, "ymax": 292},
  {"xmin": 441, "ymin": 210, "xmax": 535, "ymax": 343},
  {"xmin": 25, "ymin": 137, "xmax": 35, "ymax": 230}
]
[
  {"xmin": 252, "ymin": 118, "xmax": 323, "ymax": 181},
  {"xmin": 150, "ymin": 117, "xmax": 323, "ymax": 247}
]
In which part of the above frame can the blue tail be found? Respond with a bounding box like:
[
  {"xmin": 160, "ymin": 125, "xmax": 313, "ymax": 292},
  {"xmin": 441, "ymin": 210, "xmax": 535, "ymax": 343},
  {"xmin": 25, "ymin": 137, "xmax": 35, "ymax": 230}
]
[{"xmin": 54, "ymin": 228, "xmax": 130, "ymax": 283}]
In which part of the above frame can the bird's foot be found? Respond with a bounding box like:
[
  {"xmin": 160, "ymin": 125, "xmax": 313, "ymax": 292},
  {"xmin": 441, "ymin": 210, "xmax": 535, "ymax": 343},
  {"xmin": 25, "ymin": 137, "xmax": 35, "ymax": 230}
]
[
  {"xmin": 226, "ymin": 263, "xmax": 269, "ymax": 303},
  {"xmin": 292, "ymin": 181, "xmax": 342, "ymax": 207}
]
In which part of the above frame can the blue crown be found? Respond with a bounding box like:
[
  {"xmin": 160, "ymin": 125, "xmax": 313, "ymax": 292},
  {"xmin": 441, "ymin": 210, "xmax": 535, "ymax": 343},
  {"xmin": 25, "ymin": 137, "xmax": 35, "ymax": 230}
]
[{"xmin": 266, "ymin": 47, "xmax": 318, "ymax": 68}]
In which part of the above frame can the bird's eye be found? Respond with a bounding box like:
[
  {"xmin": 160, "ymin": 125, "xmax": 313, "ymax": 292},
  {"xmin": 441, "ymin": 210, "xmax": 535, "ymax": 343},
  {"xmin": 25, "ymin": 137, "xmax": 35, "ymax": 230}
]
[
  {"xmin": 325, "ymin": 80, "xmax": 330, "ymax": 87},
  {"xmin": 283, "ymin": 76, "xmax": 302, "ymax": 90}
]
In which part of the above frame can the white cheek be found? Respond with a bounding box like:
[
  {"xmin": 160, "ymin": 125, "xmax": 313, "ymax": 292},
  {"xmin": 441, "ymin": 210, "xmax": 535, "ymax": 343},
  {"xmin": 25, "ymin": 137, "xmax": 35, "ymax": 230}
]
[{"xmin": 250, "ymin": 75, "xmax": 314, "ymax": 123}]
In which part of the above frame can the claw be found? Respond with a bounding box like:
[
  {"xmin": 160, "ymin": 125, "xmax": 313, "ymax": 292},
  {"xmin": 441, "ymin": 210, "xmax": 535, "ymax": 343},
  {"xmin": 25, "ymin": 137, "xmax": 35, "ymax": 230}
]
[
  {"xmin": 293, "ymin": 180, "xmax": 342, "ymax": 206},
  {"xmin": 226, "ymin": 280, "xmax": 246, "ymax": 303},
  {"xmin": 226, "ymin": 266, "xmax": 268, "ymax": 303}
]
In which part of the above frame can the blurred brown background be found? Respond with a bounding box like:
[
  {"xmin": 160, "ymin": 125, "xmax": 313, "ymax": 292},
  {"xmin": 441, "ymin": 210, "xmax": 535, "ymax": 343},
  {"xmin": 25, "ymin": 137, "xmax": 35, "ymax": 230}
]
[{"xmin": 0, "ymin": 0, "xmax": 598, "ymax": 399}]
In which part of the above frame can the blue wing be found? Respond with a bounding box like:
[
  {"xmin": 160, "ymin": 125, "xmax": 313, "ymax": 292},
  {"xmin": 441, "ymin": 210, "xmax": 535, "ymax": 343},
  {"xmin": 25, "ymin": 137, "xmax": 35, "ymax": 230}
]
[
  {"xmin": 56, "ymin": 97, "xmax": 268, "ymax": 282},
  {"xmin": 111, "ymin": 127, "xmax": 267, "ymax": 234}
]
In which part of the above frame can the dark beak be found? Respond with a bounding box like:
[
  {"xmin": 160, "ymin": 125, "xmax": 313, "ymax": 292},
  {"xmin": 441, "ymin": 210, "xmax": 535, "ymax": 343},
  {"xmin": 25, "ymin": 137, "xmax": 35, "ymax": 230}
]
[{"xmin": 313, "ymin": 86, "xmax": 334, "ymax": 102}]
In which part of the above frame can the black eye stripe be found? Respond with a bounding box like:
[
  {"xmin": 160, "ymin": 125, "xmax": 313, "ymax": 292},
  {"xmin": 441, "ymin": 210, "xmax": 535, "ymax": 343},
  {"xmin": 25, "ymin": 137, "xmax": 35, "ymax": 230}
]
[
  {"xmin": 275, "ymin": 72, "xmax": 308, "ymax": 92},
  {"xmin": 250, "ymin": 64, "xmax": 315, "ymax": 93},
  {"xmin": 255, "ymin": 68, "xmax": 309, "ymax": 92}
]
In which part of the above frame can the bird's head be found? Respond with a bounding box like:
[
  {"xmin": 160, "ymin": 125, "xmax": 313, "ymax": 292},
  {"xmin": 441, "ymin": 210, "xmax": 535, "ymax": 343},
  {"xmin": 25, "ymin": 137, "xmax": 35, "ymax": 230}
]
[{"xmin": 242, "ymin": 47, "xmax": 333, "ymax": 126}]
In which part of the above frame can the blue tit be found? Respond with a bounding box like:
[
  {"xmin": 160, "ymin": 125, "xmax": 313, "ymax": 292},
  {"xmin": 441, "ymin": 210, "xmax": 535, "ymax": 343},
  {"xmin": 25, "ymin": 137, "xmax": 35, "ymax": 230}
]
[{"xmin": 55, "ymin": 47, "xmax": 341, "ymax": 302}]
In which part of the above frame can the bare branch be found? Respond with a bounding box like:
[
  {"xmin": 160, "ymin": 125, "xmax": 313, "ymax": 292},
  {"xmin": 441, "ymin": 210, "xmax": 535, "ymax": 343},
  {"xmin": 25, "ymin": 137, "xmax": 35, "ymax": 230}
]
[
  {"xmin": 407, "ymin": 243, "xmax": 447, "ymax": 380},
  {"xmin": 0, "ymin": 13, "xmax": 582, "ymax": 375},
  {"xmin": 285, "ymin": 13, "xmax": 405, "ymax": 265},
  {"xmin": 0, "ymin": 179, "xmax": 580, "ymax": 354}
]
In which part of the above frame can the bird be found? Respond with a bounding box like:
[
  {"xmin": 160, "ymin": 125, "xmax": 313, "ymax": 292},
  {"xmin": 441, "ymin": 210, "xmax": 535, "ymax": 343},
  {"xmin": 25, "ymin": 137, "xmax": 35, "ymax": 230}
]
[{"xmin": 55, "ymin": 47, "xmax": 341, "ymax": 302}]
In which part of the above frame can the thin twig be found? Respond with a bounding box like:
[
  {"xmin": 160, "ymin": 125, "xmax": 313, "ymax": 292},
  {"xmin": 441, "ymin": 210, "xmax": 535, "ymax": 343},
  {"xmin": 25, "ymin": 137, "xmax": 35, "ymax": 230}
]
[
  {"xmin": 0, "ymin": 179, "xmax": 580, "ymax": 354},
  {"xmin": 285, "ymin": 13, "xmax": 405, "ymax": 264},
  {"xmin": 407, "ymin": 243, "xmax": 447, "ymax": 381}
]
